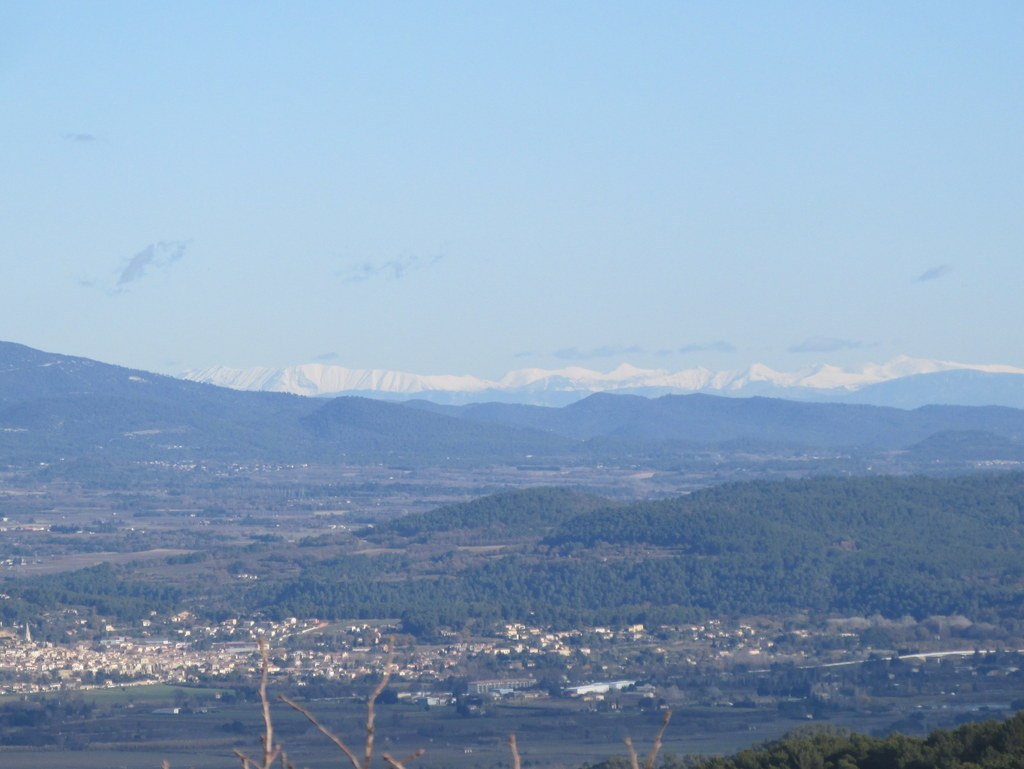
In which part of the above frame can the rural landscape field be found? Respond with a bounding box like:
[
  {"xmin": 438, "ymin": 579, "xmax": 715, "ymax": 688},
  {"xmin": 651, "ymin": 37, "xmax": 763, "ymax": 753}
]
[
  {"xmin": 2, "ymin": 341, "xmax": 1024, "ymax": 768},
  {"xmin": 4, "ymin": 2, "xmax": 1024, "ymax": 767}
]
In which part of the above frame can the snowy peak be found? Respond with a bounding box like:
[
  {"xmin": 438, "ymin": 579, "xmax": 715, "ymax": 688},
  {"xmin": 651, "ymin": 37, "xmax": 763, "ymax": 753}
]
[
  {"xmin": 184, "ymin": 364, "xmax": 492, "ymax": 397},
  {"xmin": 179, "ymin": 356, "xmax": 1024, "ymax": 407}
]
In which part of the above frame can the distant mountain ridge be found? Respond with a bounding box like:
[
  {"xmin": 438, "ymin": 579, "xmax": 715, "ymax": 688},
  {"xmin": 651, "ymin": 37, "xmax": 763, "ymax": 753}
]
[
  {"xmin": 5, "ymin": 340, "xmax": 1024, "ymax": 473},
  {"xmin": 180, "ymin": 356, "xmax": 1024, "ymax": 408}
]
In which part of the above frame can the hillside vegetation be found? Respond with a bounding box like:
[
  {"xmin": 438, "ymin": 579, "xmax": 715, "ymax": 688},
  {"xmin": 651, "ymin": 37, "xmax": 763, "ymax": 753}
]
[
  {"xmin": 254, "ymin": 473, "xmax": 1024, "ymax": 629},
  {"xmin": 4, "ymin": 471, "xmax": 1024, "ymax": 633},
  {"xmin": 686, "ymin": 711, "xmax": 1024, "ymax": 769},
  {"xmin": 365, "ymin": 486, "xmax": 615, "ymax": 538}
]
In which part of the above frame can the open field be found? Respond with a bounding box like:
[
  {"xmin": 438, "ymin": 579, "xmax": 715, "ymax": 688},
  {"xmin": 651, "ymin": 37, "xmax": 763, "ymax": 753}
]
[
  {"xmin": 2, "ymin": 465, "xmax": 1024, "ymax": 767},
  {"xmin": 0, "ymin": 684, "xmax": 222, "ymax": 707},
  {"xmin": 0, "ymin": 676, "xmax": 1020, "ymax": 769},
  {"xmin": 1, "ymin": 549, "xmax": 191, "ymax": 577}
]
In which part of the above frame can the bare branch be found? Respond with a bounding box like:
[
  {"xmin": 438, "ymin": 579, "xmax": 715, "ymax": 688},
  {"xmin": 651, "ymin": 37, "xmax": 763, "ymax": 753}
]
[
  {"xmin": 255, "ymin": 637, "xmax": 283, "ymax": 769},
  {"xmin": 242, "ymin": 635, "xmax": 420, "ymax": 769},
  {"xmin": 644, "ymin": 710, "xmax": 673, "ymax": 769},
  {"xmin": 508, "ymin": 735, "xmax": 522, "ymax": 769},
  {"xmin": 363, "ymin": 640, "xmax": 396, "ymax": 769},
  {"xmin": 400, "ymin": 748, "xmax": 426, "ymax": 765},
  {"xmin": 382, "ymin": 749, "xmax": 425, "ymax": 769},
  {"xmin": 281, "ymin": 694, "xmax": 362, "ymax": 769},
  {"xmin": 624, "ymin": 736, "xmax": 641, "ymax": 769}
]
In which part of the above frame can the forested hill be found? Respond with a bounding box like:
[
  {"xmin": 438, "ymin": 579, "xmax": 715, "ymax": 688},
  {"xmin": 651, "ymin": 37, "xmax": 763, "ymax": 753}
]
[
  {"xmin": 544, "ymin": 472, "xmax": 1024, "ymax": 553},
  {"xmin": 4, "ymin": 472, "xmax": 1024, "ymax": 629},
  {"xmin": 685, "ymin": 711, "xmax": 1024, "ymax": 769},
  {"xmin": 365, "ymin": 486, "xmax": 614, "ymax": 539},
  {"xmin": 253, "ymin": 472, "xmax": 1024, "ymax": 628}
]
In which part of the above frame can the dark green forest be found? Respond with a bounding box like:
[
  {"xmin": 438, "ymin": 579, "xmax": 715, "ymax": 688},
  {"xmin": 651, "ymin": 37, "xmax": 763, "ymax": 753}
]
[
  {"xmin": 0, "ymin": 564, "xmax": 181, "ymax": 625},
  {"xmin": 681, "ymin": 711, "xmax": 1024, "ymax": 769},
  {"xmin": 256, "ymin": 473, "xmax": 1024, "ymax": 631},
  {"xmin": 6, "ymin": 472, "xmax": 1024, "ymax": 634},
  {"xmin": 365, "ymin": 486, "xmax": 614, "ymax": 538}
]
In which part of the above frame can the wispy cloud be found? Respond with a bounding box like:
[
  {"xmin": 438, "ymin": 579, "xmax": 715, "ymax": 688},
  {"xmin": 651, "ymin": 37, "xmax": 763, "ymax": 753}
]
[
  {"xmin": 116, "ymin": 240, "xmax": 189, "ymax": 288},
  {"xmin": 340, "ymin": 253, "xmax": 443, "ymax": 283},
  {"xmin": 553, "ymin": 344, "xmax": 644, "ymax": 361},
  {"xmin": 915, "ymin": 264, "xmax": 952, "ymax": 283},
  {"xmin": 62, "ymin": 132, "xmax": 98, "ymax": 142},
  {"xmin": 314, "ymin": 351, "xmax": 341, "ymax": 362},
  {"xmin": 788, "ymin": 336, "xmax": 863, "ymax": 353},
  {"xmin": 678, "ymin": 340, "xmax": 736, "ymax": 354}
]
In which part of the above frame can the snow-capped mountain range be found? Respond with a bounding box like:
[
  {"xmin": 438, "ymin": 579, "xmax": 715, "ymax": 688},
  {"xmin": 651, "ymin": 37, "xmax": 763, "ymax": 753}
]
[{"xmin": 179, "ymin": 356, "xmax": 1024, "ymax": 408}]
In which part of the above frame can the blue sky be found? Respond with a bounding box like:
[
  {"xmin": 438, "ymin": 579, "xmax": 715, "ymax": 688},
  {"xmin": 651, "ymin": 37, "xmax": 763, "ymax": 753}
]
[{"xmin": 2, "ymin": 2, "xmax": 1022, "ymax": 377}]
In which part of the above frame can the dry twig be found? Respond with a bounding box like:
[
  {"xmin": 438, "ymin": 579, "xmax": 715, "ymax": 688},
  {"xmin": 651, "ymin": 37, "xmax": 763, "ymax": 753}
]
[
  {"xmin": 281, "ymin": 638, "xmax": 411, "ymax": 769},
  {"xmin": 624, "ymin": 709, "xmax": 673, "ymax": 769},
  {"xmin": 364, "ymin": 643, "xmax": 396, "ymax": 769},
  {"xmin": 645, "ymin": 710, "xmax": 673, "ymax": 769},
  {"xmin": 382, "ymin": 748, "xmax": 426, "ymax": 769},
  {"xmin": 233, "ymin": 637, "xmax": 282, "ymax": 769},
  {"xmin": 280, "ymin": 694, "xmax": 362, "ymax": 769},
  {"xmin": 624, "ymin": 736, "xmax": 641, "ymax": 769},
  {"xmin": 508, "ymin": 734, "xmax": 522, "ymax": 769},
  {"xmin": 168, "ymin": 634, "xmax": 422, "ymax": 769}
]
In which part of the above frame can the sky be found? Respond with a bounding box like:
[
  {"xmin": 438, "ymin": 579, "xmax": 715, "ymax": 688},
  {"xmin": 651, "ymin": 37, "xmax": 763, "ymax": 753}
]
[{"xmin": 2, "ymin": 2, "xmax": 1022, "ymax": 378}]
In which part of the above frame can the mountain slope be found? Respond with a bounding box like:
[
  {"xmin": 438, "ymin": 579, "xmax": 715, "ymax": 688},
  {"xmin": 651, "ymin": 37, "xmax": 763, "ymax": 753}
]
[
  {"xmin": 4, "ymin": 341, "xmax": 1024, "ymax": 470},
  {"xmin": 407, "ymin": 392, "xmax": 1024, "ymax": 451},
  {"xmin": 0, "ymin": 342, "xmax": 568, "ymax": 467},
  {"xmin": 260, "ymin": 472, "xmax": 1024, "ymax": 624},
  {"xmin": 848, "ymin": 369, "xmax": 1024, "ymax": 409},
  {"xmin": 300, "ymin": 396, "xmax": 574, "ymax": 462}
]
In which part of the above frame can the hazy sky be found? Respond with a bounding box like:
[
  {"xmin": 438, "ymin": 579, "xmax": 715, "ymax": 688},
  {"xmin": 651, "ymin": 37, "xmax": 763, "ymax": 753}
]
[{"xmin": 3, "ymin": 2, "xmax": 1022, "ymax": 377}]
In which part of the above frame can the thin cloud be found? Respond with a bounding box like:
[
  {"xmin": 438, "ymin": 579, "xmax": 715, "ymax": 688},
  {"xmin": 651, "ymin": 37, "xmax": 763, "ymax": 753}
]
[
  {"xmin": 62, "ymin": 132, "xmax": 97, "ymax": 142},
  {"xmin": 340, "ymin": 253, "xmax": 443, "ymax": 283},
  {"xmin": 117, "ymin": 240, "xmax": 189, "ymax": 288},
  {"xmin": 788, "ymin": 336, "xmax": 864, "ymax": 353},
  {"xmin": 915, "ymin": 264, "xmax": 952, "ymax": 283},
  {"xmin": 314, "ymin": 351, "xmax": 341, "ymax": 362},
  {"xmin": 553, "ymin": 344, "xmax": 644, "ymax": 361},
  {"xmin": 678, "ymin": 340, "xmax": 736, "ymax": 354}
]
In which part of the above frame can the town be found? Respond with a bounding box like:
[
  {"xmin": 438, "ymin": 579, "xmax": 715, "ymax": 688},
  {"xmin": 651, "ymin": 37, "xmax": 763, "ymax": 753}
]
[
  {"xmin": 3, "ymin": 611, "xmax": 1022, "ymax": 716},
  {"xmin": 0, "ymin": 613, "xmax": 778, "ymax": 698}
]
